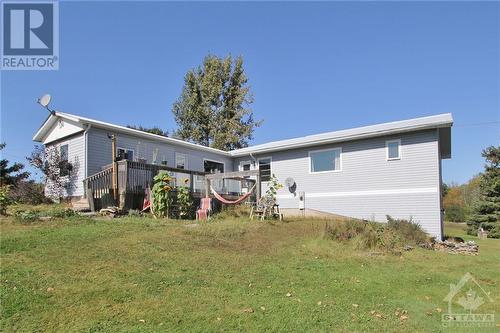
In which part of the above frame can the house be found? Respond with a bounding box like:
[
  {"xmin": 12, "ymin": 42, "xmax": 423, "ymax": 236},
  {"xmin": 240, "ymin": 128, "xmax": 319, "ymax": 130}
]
[{"xmin": 33, "ymin": 112, "xmax": 453, "ymax": 239}]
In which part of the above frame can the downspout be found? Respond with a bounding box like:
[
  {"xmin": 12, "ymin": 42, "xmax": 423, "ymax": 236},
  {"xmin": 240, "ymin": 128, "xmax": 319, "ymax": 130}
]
[
  {"xmin": 249, "ymin": 152, "xmax": 258, "ymax": 168},
  {"xmin": 83, "ymin": 124, "xmax": 91, "ymax": 178},
  {"xmin": 249, "ymin": 152, "xmax": 261, "ymax": 200}
]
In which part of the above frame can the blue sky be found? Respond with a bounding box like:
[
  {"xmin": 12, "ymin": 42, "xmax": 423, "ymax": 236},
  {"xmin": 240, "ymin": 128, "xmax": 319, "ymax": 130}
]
[{"xmin": 1, "ymin": 1, "xmax": 499, "ymax": 184}]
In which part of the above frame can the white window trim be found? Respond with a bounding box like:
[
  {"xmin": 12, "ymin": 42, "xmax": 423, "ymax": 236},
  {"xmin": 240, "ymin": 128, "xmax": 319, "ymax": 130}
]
[
  {"xmin": 59, "ymin": 144, "xmax": 69, "ymax": 161},
  {"xmin": 386, "ymin": 139, "xmax": 401, "ymax": 161},
  {"xmin": 117, "ymin": 147, "xmax": 134, "ymax": 161},
  {"xmin": 308, "ymin": 147, "xmax": 342, "ymax": 174},
  {"xmin": 257, "ymin": 156, "xmax": 272, "ymax": 181},
  {"xmin": 203, "ymin": 158, "xmax": 226, "ymax": 173},
  {"xmin": 175, "ymin": 152, "xmax": 188, "ymax": 169},
  {"xmin": 239, "ymin": 160, "xmax": 253, "ymax": 171}
]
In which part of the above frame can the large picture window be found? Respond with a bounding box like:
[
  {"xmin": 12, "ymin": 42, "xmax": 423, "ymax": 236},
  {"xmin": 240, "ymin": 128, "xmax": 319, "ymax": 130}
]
[
  {"xmin": 258, "ymin": 158, "xmax": 271, "ymax": 181},
  {"xmin": 309, "ymin": 148, "xmax": 341, "ymax": 173}
]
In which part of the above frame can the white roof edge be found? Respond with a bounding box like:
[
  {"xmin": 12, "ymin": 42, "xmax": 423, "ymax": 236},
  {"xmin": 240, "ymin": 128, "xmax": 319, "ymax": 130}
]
[
  {"xmin": 33, "ymin": 111, "xmax": 231, "ymax": 156},
  {"xmin": 229, "ymin": 113, "xmax": 453, "ymax": 156},
  {"xmin": 33, "ymin": 111, "xmax": 452, "ymax": 158}
]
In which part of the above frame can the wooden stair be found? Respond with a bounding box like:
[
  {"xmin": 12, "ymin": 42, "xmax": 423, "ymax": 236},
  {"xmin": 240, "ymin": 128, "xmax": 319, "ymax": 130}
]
[{"xmin": 72, "ymin": 198, "xmax": 90, "ymax": 211}]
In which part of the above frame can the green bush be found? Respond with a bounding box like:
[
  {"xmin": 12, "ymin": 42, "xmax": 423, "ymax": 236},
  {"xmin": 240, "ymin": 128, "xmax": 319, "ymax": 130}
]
[
  {"xmin": 386, "ymin": 215, "xmax": 428, "ymax": 244},
  {"xmin": 0, "ymin": 186, "xmax": 12, "ymax": 215},
  {"xmin": 445, "ymin": 205, "xmax": 467, "ymax": 222},
  {"xmin": 14, "ymin": 209, "xmax": 40, "ymax": 223},
  {"xmin": 45, "ymin": 207, "xmax": 77, "ymax": 218},
  {"xmin": 324, "ymin": 216, "xmax": 429, "ymax": 252}
]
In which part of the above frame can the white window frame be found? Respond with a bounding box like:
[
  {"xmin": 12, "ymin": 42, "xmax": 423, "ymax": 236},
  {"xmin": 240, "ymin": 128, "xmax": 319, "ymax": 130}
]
[
  {"xmin": 308, "ymin": 147, "xmax": 342, "ymax": 174},
  {"xmin": 239, "ymin": 160, "xmax": 253, "ymax": 172},
  {"xmin": 386, "ymin": 139, "xmax": 401, "ymax": 161},
  {"xmin": 203, "ymin": 158, "xmax": 226, "ymax": 173},
  {"xmin": 257, "ymin": 156, "xmax": 272, "ymax": 182},
  {"xmin": 117, "ymin": 147, "xmax": 134, "ymax": 161},
  {"xmin": 175, "ymin": 152, "xmax": 187, "ymax": 169}
]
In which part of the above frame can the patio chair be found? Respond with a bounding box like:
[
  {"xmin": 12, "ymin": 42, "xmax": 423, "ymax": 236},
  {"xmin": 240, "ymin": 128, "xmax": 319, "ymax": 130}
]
[
  {"xmin": 250, "ymin": 195, "xmax": 282, "ymax": 221},
  {"xmin": 196, "ymin": 197, "xmax": 212, "ymax": 221}
]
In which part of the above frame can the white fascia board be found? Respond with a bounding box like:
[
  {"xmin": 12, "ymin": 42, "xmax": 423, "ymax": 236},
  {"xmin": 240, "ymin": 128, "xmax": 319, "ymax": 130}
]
[{"xmin": 230, "ymin": 113, "xmax": 453, "ymax": 157}]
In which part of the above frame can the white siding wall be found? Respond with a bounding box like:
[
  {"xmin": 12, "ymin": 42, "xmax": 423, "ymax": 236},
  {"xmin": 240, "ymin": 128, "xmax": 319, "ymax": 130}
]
[
  {"xmin": 45, "ymin": 133, "xmax": 86, "ymax": 197},
  {"xmin": 87, "ymin": 128, "xmax": 233, "ymax": 176},
  {"xmin": 234, "ymin": 129, "xmax": 443, "ymax": 239}
]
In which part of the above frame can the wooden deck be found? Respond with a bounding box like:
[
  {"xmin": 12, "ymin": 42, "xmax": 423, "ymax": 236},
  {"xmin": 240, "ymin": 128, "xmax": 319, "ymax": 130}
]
[{"xmin": 83, "ymin": 160, "xmax": 257, "ymax": 212}]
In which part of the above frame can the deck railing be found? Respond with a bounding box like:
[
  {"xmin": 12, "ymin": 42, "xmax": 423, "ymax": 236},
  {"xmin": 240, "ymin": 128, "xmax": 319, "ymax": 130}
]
[{"xmin": 84, "ymin": 160, "xmax": 258, "ymax": 212}]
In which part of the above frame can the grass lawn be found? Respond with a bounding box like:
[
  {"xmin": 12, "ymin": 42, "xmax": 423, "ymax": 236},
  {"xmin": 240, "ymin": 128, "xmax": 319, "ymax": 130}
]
[{"xmin": 1, "ymin": 209, "xmax": 499, "ymax": 332}]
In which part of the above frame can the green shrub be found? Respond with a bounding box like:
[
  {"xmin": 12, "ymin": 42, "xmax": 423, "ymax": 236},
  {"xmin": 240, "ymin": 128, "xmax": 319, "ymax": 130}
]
[
  {"xmin": 386, "ymin": 215, "xmax": 428, "ymax": 244},
  {"xmin": 324, "ymin": 216, "xmax": 429, "ymax": 252},
  {"xmin": 45, "ymin": 207, "xmax": 77, "ymax": 218},
  {"xmin": 14, "ymin": 209, "xmax": 40, "ymax": 223},
  {"xmin": 445, "ymin": 205, "xmax": 467, "ymax": 222},
  {"xmin": 8, "ymin": 181, "xmax": 52, "ymax": 205},
  {"xmin": 0, "ymin": 185, "xmax": 12, "ymax": 215}
]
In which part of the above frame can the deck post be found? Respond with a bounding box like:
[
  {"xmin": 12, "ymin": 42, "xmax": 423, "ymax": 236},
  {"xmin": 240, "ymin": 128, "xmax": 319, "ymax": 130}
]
[
  {"xmin": 256, "ymin": 172, "xmax": 261, "ymax": 200},
  {"xmin": 86, "ymin": 180, "xmax": 95, "ymax": 212},
  {"xmin": 205, "ymin": 177, "xmax": 210, "ymax": 198},
  {"xmin": 119, "ymin": 160, "xmax": 127, "ymax": 210},
  {"xmin": 110, "ymin": 134, "xmax": 118, "ymax": 205}
]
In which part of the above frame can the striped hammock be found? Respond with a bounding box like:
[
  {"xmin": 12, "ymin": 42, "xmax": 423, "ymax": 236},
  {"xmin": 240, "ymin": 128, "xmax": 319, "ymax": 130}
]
[{"xmin": 210, "ymin": 184, "xmax": 256, "ymax": 205}]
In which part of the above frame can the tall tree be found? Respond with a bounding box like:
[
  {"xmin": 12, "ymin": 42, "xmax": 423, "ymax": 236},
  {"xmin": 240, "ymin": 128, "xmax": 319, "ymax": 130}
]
[
  {"xmin": 0, "ymin": 143, "xmax": 30, "ymax": 186},
  {"xmin": 172, "ymin": 54, "xmax": 261, "ymax": 151},
  {"xmin": 467, "ymin": 146, "xmax": 500, "ymax": 237},
  {"xmin": 127, "ymin": 125, "xmax": 168, "ymax": 137}
]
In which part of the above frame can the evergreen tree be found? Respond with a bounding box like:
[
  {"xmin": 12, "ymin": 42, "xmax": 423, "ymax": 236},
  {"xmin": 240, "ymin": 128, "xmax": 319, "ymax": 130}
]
[
  {"xmin": 0, "ymin": 143, "xmax": 30, "ymax": 186},
  {"xmin": 172, "ymin": 54, "xmax": 261, "ymax": 151},
  {"xmin": 467, "ymin": 146, "xmax": 500, "ymax": 238}
]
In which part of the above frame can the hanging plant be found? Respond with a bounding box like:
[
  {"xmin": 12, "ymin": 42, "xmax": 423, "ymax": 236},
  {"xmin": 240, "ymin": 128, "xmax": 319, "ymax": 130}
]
[{"xmin": 151, "ymin": 171, "xmax": 173, "ymax": 218}]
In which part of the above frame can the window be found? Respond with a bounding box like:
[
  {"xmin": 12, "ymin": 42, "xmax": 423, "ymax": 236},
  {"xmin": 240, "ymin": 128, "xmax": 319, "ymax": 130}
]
[
  {"xmin": 204, "ymin": 160, "xmax": 224, "ymax": 173},
  {"xmin": 386, "ymin": 139, "xmax": 401, "ymax": 160},
  {"xmin": 161, "ymin": 160, "xmax": 168, "ymax": 166},
  {"xmin": 117, "ymin": 148, "xmax": 134, "ymax": 161},
  {"xmin": 60, "ymin": 144, "xmax": 68, "ymax": 161},
  {"xmin": 240, "ymin": 161, "xmax": 251, "ymax": 171},
  {"xmin": 309, "ymin": 148, "xmax": 341, "ymax": 173},
  {"xmin": 175, "ymin": 153, "xmax": 187, "ymax": 169},
  {"xmin": 59, "ymin": 144, "xmax": 70, "ymax": 176},
  {"xmin": 258, "ymin": 158, "xmax": 271, "ymax": 181}
]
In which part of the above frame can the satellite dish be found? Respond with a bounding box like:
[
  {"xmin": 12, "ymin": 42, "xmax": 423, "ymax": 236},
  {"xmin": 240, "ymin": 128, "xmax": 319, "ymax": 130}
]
[
  {"xmin": 285, "ymin": 177, "xmax": 297, "ymax": 194},
  {"xmin": 38, "ymin": 94, "xmax": 51, "ymax": 107}
]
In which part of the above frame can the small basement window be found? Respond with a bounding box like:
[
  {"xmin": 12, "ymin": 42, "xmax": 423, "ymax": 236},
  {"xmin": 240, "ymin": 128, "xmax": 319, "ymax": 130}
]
[
  {"xmin": 386, "ymin": 139, "xmax": 401, "ymax": 160},
  {"xmin": 309, "ymin": 148, "xmax": 341, "ymax": 173}
]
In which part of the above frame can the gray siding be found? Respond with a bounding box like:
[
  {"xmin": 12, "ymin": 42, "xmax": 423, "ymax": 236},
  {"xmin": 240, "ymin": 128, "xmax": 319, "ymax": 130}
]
[
  {"xmin": 46, "ymin": 133, "xmax": 86, "ymax": 197},
  {"xmin": 234, "ymin": 129, "xmax": 443, "ymax": 239},
  {"xmin": 87, "ymin": 128, "xmax": 233, "ymax": 176}
]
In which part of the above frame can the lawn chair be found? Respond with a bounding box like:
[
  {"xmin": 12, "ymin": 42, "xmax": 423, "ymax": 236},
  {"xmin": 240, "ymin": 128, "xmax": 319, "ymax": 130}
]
[
  {"xmin": 196, "ymin": 197, "xmax": 212, "ymax": 221},
  {"xmin": 250, "ymin": 195, "xmax": 282, "ymax": 221}
]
